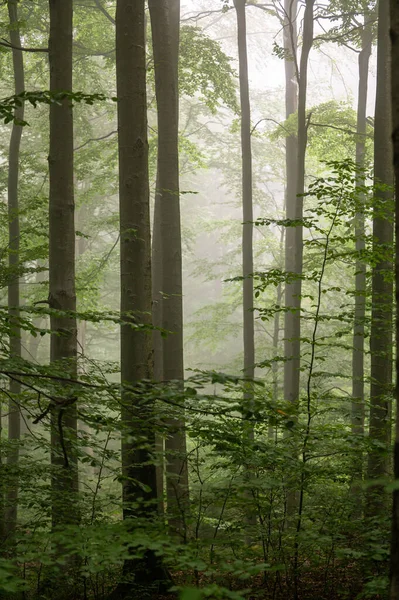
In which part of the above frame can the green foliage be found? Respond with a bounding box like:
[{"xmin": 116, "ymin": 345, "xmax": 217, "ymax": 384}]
[
  {"xmin": 0, "ymin": 90, "xmax": 114, "ymax": 125},
  {"xmin": 179, "ymin": 26, "xmax": 238, "ymax": 114}
]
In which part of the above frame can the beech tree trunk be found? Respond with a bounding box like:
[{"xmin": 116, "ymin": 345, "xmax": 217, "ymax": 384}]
[
  {"xmin": 5, "ymin": 0, "xmax": 24, "ymax": 540},
  {"xmin": 233, "ymin": 0, "xmax": 257, "ymax": 534},
  {"xmin": 48, "ymin": 0, "xmax": 79, "ymax": 529},
  {"xmin": 283, "ymin": 0, "xmax": 313, "ymax": 516},
  {"xmin": 234, "ymin": 0, "xmax": 255, "ymax": 398},
  {"xmin": 351, "ymin": 14, "xmax": 372, "ymax": 512},
  {"xmin": 283, "ymin": 0, "xmax": 312, "ymax": 408},
  {"xmin": 389, "ymin": 2, "xmax": 399, "ymax": 596},
  {"xmin": 367, "ymin": 0, "xmax": 394, "ymax": 517},
  {"xmin": 149, "ymin": 0, "xmax": 189, "ymax": 541},
  {"xmin": 114, "ymin": 0, "xmax": 169, "ymax": 592}
]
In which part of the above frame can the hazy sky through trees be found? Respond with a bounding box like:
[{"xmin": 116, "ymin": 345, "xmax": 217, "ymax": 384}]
[{"xmin": 181, "ymin": 0, "xmax": 377, "ymax": 117}]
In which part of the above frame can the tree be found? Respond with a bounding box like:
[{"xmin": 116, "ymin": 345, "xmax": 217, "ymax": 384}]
[
  {"xmin": 233, "ymin": 0, "xmax": 256, "ymax": 532},
  {"xmin": 5, "ymin": 0, "xmax": 25, "ymax": 540},
  {"xmin": 367, "ymin": 0, "xmax": 394, "ymax": 516},
  {"xmin": 351, "ymin": 3, "xmax": 374, "ymax": 511},
  {"xmin": 389, "ymin": 0, "xmax": 399, "ymax": 596},
  {"xmin": 283, "ymin": 0, "xmax": 314, "ymax": 410},
  {"xmin": 233, "ymin": 0, "xmax": 254, "ymax": 402},
  {"xmin": 149, "ymin": 0, "xmax": 189, "ymax": 540},
  {"xmin": 48, "ymin": 0, "xmax": 79, "ymax": 530},
  {"xmin": 113, "ymin": 0, "xmax": 169, "ymax": 593}
]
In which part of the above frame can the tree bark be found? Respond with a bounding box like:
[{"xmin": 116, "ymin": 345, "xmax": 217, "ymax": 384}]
[
  {"xmin": 114, "ymin": 0, "xmax": 169, "ymax": 592},
  {"xmin": 283, "ymin": 0, "xmax": 313, "ymax": 520},
  {"xmin": 389, "ymin": 2, "xmax": 399, "ymax": 596},
  {"xmin": 367, "ymin": 0, "xmax": 394, "ymax": 517},
  {"xmin": 282, "ymin": 0, "xmax": 298, "ymax": 407},
  {"xmin": 5, "ymin": 0, "xmax": 24, "ymax": 541},
  {"xmin": 284, "ymin": 0, "xmax": 313, "ymax": 409},
  {"xmin": 233, "ymin": 0, "xmax": 257, "ymax": 534},
  {"xmin": 269, "ymin": 226, "xmax": 285, "ymax": 441},
  {"xmin": 149, "ymin": 0, "xmax": 189, "ymax": 541},
  {"xmin": 351, "ymin": 14, "xmax": 372, "ymax": 514},
  {"xmin": 48, "ymin": 0, "xmax": 79, "ymax": 529},
  {"xmin": 234, "ymin": 0, "xmax": 255, "ymax": 396}
]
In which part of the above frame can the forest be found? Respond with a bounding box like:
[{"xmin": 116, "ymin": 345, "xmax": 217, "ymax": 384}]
[{"xmin": 3, "ymin": 0, "xmax": 399, "ymax": 599}]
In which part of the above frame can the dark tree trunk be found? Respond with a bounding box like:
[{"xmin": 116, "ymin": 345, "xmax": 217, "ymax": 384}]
[
  {"xmin": 48, "ymin": 0, "xmax": 79, "ymax": 530},
  {"xmin": 233, "ymin": 0, "xmax": 257, "ymax": 533},
  {"xmin": 351, "ymin": 14, "xmax": 373, "ymax": 514},
  {"xmin": 367, "ymin": 0, "xmax": 394, "ymax": 517},
  {"xmin": 389, "ymin": 0, "xmax": 399, "ymax": 596},
  {"xmin": 114, "ymin": 0, "xmax": 170, "ymax": 593},
  {"xmin": 5, "ymin": 0, "xmax": 24, "ymax": 541},
  {"xmin": 234, "ymin": 0, "xmax": 255, "ymax": 394},
  {"xmin": 149, "ymin": 0, "xmax": 189, "ymax": 541}
]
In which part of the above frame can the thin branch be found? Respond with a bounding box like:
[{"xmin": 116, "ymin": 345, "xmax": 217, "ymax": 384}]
[
  {"xmin": 74, "ymin": 130, "xmax": 117, "ymax": 151},
  {"xmin": 0, "ymin": 38, "xmax": 48, "ymax": 53},
  {"xmin": 93, "ymin": 0, "xmax": 115, "ymax": 25}
]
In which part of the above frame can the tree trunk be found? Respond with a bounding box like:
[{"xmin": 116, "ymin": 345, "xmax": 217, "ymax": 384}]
[
  {"xmin": 5, "ymin": 0, "xmax": 24, "ymax": 541},
  {"xmin": 351, "ymin": 15, "xmax": 372, "ymax": 514},
  {"xmin": 114, "ymin": 0, "xmax": 169, "ymax": 593},
  {"xmin": 269, "ymin": 226, "xmax": 285, "ymax": 441},
  {"xmin": 283, "ymin": 0, "xmax": 313, "ymax": 518},
  {"xmin": 149, "ymin": 0, "xmax": 189, "ymax": 541},
  {"xmin": 282, "ymin": 0, "xmax": 298, "ymax": 409},
  {"xmin": 367, "ymin": 0, "xmax": 394, "ymax": 517},
  {"xmin": 284, "ymin": 0, "xmax": 313, "ymax": 408},
  {"xmin": 389, "ymin": 2, "xmax": 399, "ymax": 596},
  {"xmin": 233, "ymin": 0, "xmax": 257, "ymax": 535},
  {"xmin": 48, "ymin": 0, "xmax": 79, "ymax": 530},
  {"xmin": 234, "ymin": 0, "xmax": 255, "ymax": 398}
]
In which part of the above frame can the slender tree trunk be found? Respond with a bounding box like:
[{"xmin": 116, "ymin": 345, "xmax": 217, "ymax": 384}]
[
  {"xmin": 389, "ymin": 3, "xmax": 399, "ymax": 596},
  {"xmin": 48, "ymin": 0, "xmax": 79, "ymax": 530},
  {"xmin": 233, "ymin": 0, "xmax": 257, "ymax": 534},
  {"xmin": 5, "ymin": 0, "xmax": 24, "ymax": 541},
  {"xmin": 269, "ymin": 226, "xmax": 285, "ymax": 441},
  {"xmin": 283, "ymin": 0, "xmax": 299, "ymax": 408},
  {"xmin": 283, "ymin": 0, "xmax": 313, "ymax": 520},
  {"xmin": 367, "ymin": 0, "xmax": 394, "ymax": 517},
  {"xmin": 234, "ymin": 0, "xmax": 255, "ymax": 397},
  {"xmin": 113, "ymin": 0, "xmax": 169, "ymax": 593},
  {"xmin": 149, "ymin": 0, "xmax": 189, "ymax": 541},
  {"xmin": 284, "ymin": 0, "xmax": 313, "ymax": 409},
  {"xmin": 280, "ymin": 0, "xmax": 298, "ymax": 450},
  {"xmin": 351, "ymin": 16, "xmax": 372, "ymax": 513}
]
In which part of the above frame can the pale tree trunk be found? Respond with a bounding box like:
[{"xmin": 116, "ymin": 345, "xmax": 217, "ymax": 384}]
[
  {"xmin": 149, "ymin": 0, "xmax": 189, "ymax": 541},
  {"xmin": 281, "ymin": 0, "xmax": 298, "ymax": 441},
  {"xmin": 351, "ymin": 15, "xmax": 372, "ymax": 513},
  {"xmin": 284, "ymin": 0, "xmax": 313, "ymax": 407},
  {"xmin": 5, "ymin": 0, "xmax": 24, "ymax": 541},
  {"xmin": 284, "ymin": 0, "xmax": 313, "ymax": 518},
  {"xmin": 48, "ymin": 0, "xmax": 79, "ymax": 529},
  {"xmin": 389, "ymin": 2, "xmax": 399, "ymax": 596},
  {"xmin": 274, "ymin": 0, "xmax": 297, "ymax": 451},
  {"xmin": 367, "ymin": 0, "xmax": 394, "ymax": 517},
  {"xmin": 113, "ymin": 0, "xmax": 169, "ymax": 592},
  {"xmin": 283, "ymin": 0, "xmax": 299, "ymax": 409},
  {"xmin": 269, "ymin": 226, "xmax": 285, "ymax": 441}
]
